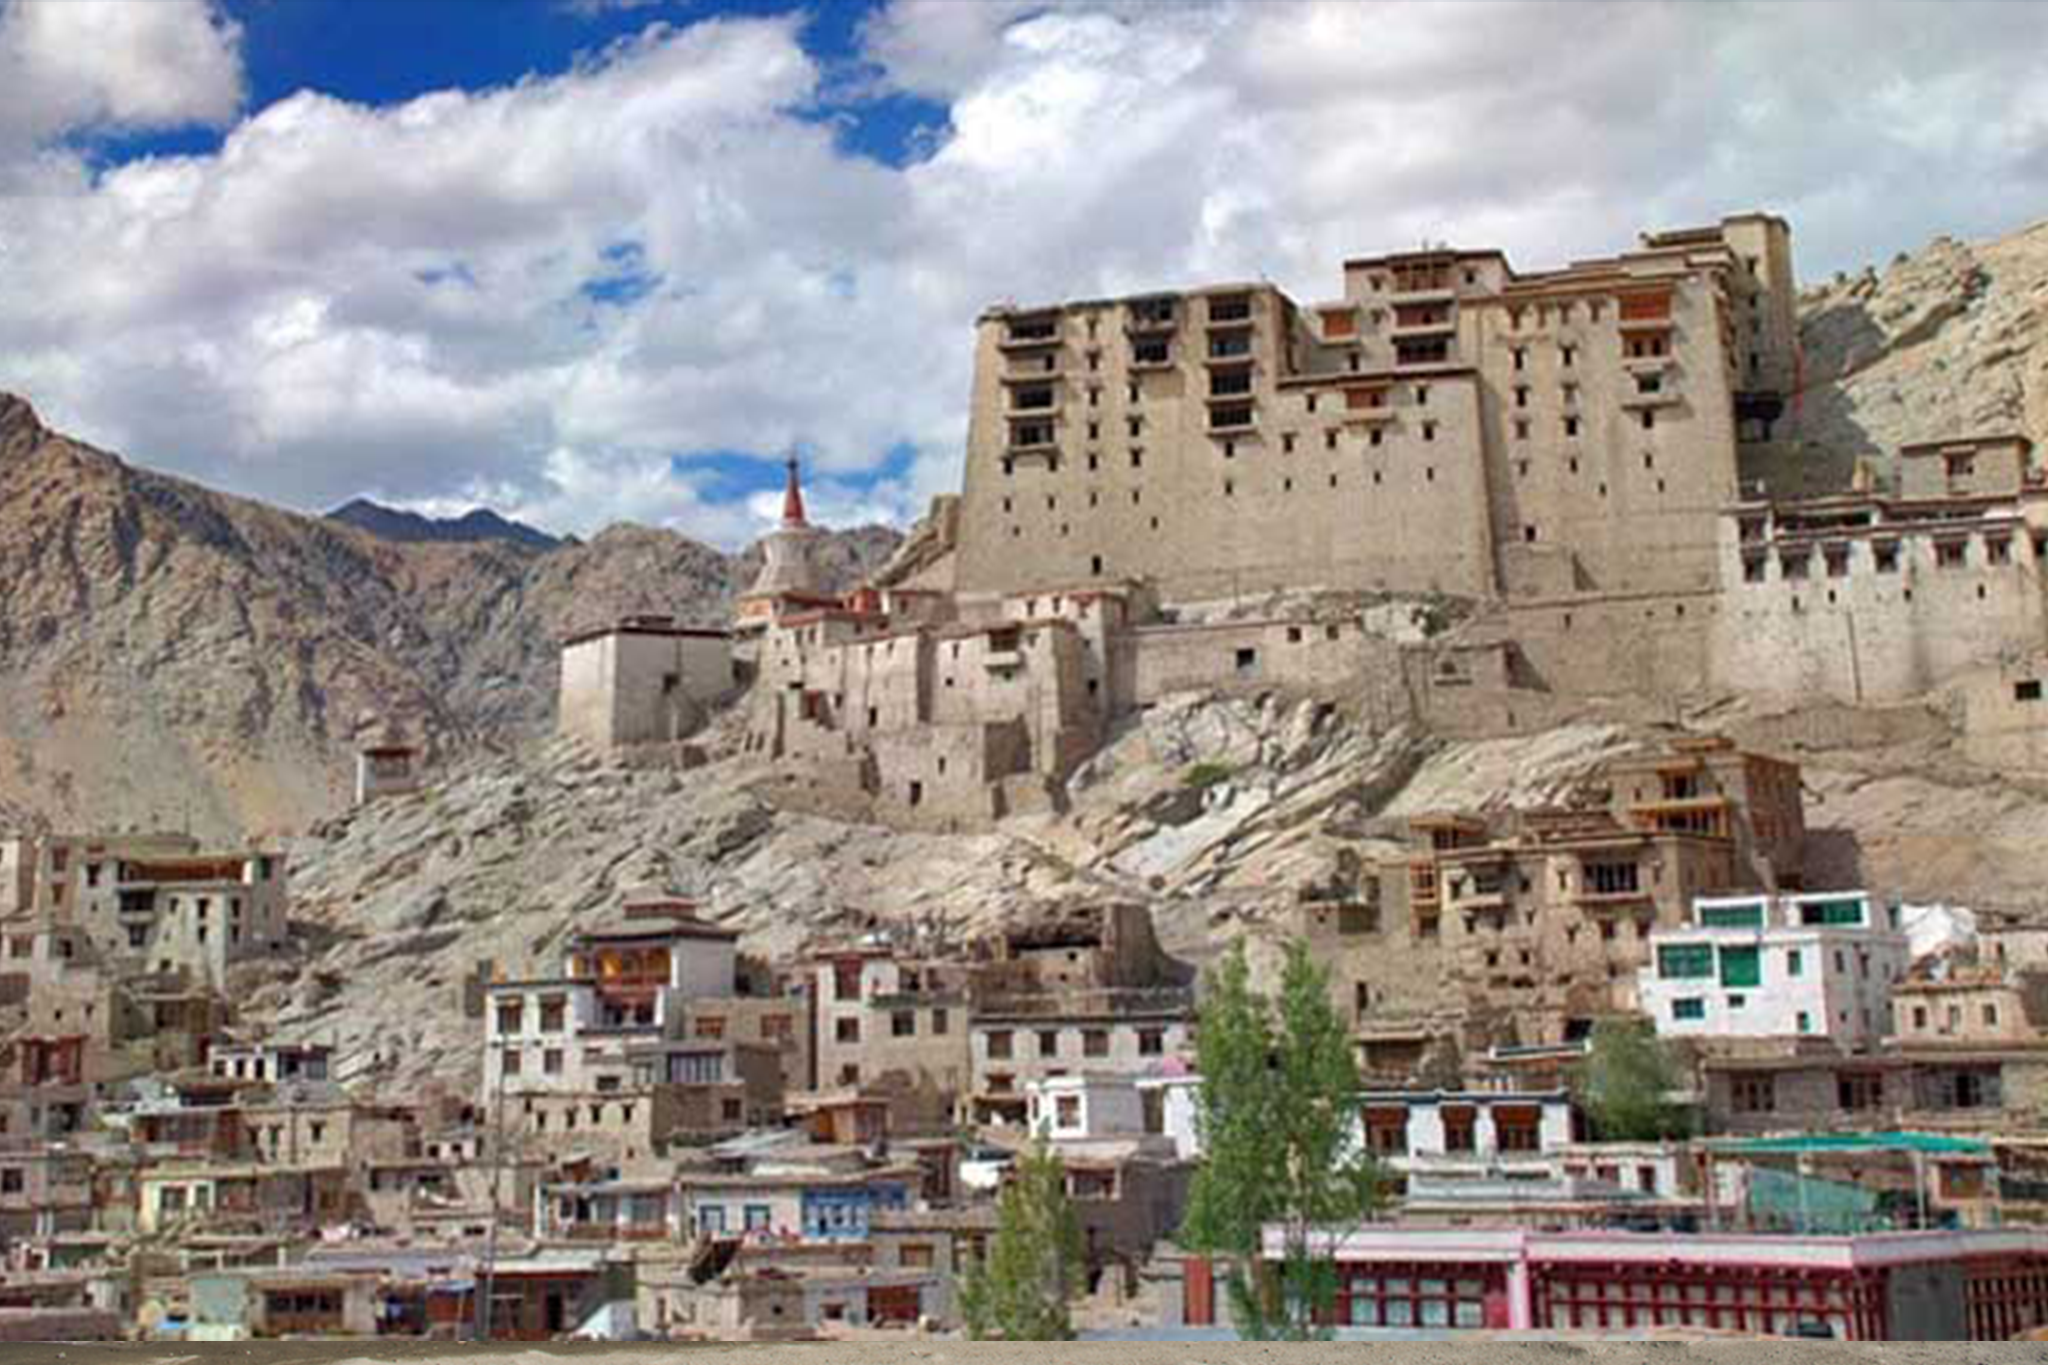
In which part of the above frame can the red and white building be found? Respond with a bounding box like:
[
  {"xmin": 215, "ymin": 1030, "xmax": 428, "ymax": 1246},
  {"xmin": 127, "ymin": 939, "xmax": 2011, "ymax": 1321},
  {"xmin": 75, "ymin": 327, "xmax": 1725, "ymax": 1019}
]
[{"xmin": 1181, "ymin": 1226, "xmax": 2048, "ymax": 1339}]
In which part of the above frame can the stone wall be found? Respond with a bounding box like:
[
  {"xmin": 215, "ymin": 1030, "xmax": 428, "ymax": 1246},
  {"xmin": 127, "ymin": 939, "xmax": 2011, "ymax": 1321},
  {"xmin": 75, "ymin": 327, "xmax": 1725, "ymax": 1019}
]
[
  {"xmin": 559, "ymin": 627, "xmax": 733, "ymax": 749},
  {"xmin": 1711, "ymin": 519, "xmax": 2046, "ymax": 704}
]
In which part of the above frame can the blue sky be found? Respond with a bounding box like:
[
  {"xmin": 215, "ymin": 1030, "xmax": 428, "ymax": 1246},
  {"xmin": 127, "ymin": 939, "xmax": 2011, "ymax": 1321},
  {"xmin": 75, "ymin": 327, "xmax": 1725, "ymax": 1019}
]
[
  {"xmin": 2, "ymin": 0, "xmax": 2045, "ymax": 546},
  {"xmin": 98, "ymin": 0, "xmax": 950, "ymax": 171}
]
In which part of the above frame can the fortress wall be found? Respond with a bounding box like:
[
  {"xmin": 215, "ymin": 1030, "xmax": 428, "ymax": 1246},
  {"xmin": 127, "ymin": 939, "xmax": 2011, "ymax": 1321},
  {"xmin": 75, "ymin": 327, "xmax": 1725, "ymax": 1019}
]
[
  {"xmin": 1711, "ymin": 533, "xmax": 2047, "ymax": 704},
  {"xmin": 1500, "ymin": 589, "xmax": 1720, "ymax": 700}
]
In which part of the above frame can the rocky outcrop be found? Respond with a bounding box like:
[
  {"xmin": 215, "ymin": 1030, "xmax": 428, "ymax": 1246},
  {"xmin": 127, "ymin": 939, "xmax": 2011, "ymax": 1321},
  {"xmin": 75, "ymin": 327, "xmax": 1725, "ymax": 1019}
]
[
  {"xmin": 1795, "ymin": 217, "xmax": 2048, "ymax": 478},
  {"xmin": 255, "ymin": 684, "xmax": 2037, "ymax": 1093},
  {"xmin": 0, "ymin": 395, "xmax": 897, "ymax": 837}
]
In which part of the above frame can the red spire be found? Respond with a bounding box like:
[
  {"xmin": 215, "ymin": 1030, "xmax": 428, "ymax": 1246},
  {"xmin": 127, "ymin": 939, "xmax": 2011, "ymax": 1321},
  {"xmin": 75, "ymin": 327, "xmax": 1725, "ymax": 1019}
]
[{"xmin": 780, "ymin": 455, "xmax": 809, "ymax": 528}]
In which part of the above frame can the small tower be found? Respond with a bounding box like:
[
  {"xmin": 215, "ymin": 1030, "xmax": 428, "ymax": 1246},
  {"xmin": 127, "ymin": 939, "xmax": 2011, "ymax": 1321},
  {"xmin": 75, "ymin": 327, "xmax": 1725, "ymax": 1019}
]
[
  {"xmin": 734, "ymin": 456, "xmax": 828, "ymax": 633},
  {"xmin": 354, "ymin": 714, "xmax": 422, "ymax": 806}
]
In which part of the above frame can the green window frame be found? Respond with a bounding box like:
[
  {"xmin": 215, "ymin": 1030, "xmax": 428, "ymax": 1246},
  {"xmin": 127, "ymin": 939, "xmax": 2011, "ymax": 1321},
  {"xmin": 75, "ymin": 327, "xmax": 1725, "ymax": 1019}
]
[
  {"xmin": 1799, "ymin": 897, "xmax": 1866, "ymax": 927},
  {"xmin": 1785, "ymin": 948, "xmax": 1803, "ymax": 977},
  {"xmin": 1719, "ymin": 945, "xmax": 1761, "ymax": 988},
  {"xmin": 1699, "ymin": 902, "xmax": 1765, "ymax": 929},
  {"xmin": 1658, "ymin": 944, "xmax": 1715, "ymax": 980},
  {"xmin": 1672, "ymin": 998, "xmax": 1706, "ymax": 1022}
]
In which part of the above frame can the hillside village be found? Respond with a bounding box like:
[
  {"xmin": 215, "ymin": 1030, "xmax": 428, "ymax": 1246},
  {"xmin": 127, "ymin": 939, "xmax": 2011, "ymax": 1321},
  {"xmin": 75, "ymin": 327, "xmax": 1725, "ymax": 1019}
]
[{"xmin": 8, "ymin": 210, "xmax": 2048, "ymax": 1341}]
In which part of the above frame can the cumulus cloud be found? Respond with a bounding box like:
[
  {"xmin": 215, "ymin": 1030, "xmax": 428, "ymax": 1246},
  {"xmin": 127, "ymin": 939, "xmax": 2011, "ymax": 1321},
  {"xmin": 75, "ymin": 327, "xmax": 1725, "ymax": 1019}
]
[
  {"xmin": 0, "ymin": 0, "xmax": 243, "ymax": 173},
  {"xmin": 2, "ymin": 1, "xmax": 2046, "ymax": 548}
]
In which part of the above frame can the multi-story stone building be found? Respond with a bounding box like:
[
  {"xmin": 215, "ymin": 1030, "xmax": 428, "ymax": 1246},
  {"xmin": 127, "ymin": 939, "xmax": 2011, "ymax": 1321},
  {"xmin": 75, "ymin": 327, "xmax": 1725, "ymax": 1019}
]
[
  {"xmin": 806, "ymin": 945, "xmax": 971, "ymax": 1121},
  {"xmin": 1893, "ymin": 963, "xmax": 2048, "ymax": 1047},
  {"xmin": 1300, "ymin": 735, "xmax": 1808, "ymax": 1065},
  {"xmin": 0, "ymin": 834, "xmax": 289, "ymax": 986},
  {"xmin": 1713, "ymin": 433, "xmax": 2048, "ymax": 704},
  {"xmin": 946, "ymin": 214, "xmax": 1796, "ymax": 605}
]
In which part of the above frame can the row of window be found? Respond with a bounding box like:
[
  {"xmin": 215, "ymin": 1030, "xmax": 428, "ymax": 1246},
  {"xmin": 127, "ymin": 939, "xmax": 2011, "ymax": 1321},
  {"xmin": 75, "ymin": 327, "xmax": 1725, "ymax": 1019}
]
[
  {"xmin": 1659, "ymin": 941, "xmax": 1884, "ymax": 984},
  {"xmin": 979, "ymin": 1025, "xmax": 1170, "ymax": 1059},
  {"xmin": 1742, "ymin": 532, "xmax": 2019, "ymax": 582},
  {"xmin": 831, "ymin": 1006, "xmax": 953, "ymax": 1044},
  {"xmin": 1006, "ymin": 402, "xmax": 1662, "ymax": 458}
]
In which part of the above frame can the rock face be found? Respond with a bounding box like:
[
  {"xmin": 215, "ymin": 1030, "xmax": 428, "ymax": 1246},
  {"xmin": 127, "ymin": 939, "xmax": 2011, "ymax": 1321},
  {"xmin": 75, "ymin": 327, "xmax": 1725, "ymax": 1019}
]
[
  {"xmin": 0, "ymin": 396, "xmax": 897, "ymax": 837},
  {"xmin": 260, "ymin": 686, "xmax": 2037, "ymax": 1093},
  {"xmin": 1796, "ymin": 217, "xmax": 2048, "ymax": 477}
]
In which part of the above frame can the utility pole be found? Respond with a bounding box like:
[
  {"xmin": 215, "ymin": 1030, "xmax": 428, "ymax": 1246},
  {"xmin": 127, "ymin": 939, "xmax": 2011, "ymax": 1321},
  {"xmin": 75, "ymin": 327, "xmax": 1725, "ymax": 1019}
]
[
  {"xmin": 1913, "ymin": 1147, "xmax": 1930, "ymax": 1230},
  {"xmin": 474, "ymin": 1052, "xmax": 510, "ymax": 1341}
]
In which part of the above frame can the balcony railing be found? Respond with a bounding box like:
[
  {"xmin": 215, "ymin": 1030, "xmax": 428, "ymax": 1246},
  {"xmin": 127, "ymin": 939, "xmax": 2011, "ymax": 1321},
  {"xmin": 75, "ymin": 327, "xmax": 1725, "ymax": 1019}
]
[
  {"xmin": 999, "ymin": 319, "xmax": 1062, "ymax": 349},
  {"xmin": 1126, "ymin": 304, "xmax": 1177, "ymax": 333}
]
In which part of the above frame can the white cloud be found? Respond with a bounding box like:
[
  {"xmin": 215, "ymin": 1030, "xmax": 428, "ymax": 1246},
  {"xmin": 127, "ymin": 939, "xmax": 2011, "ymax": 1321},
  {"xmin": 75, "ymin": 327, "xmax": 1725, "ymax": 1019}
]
[
  {"xmin": 0, "ymin": 0, "xmax": 243, "ymax": 165},
  {"xmin": 558, "ymin": 0, "xmax": 677, "ymax": 16},
  {"xmin": 2, "ymin": 1, "xmax": 2046, "ymax": 550}
]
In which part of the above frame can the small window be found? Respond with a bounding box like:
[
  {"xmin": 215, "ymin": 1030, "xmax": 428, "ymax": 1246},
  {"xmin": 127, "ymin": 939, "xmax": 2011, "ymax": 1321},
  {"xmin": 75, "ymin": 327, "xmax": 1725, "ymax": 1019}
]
[
  {"xmin": 1235, "ymin": 647, "xmax": 1258, "ymax": 675},
  {"xmin": 2017, "ymin": 680, "xmax": 2044, "ymax": 703}
]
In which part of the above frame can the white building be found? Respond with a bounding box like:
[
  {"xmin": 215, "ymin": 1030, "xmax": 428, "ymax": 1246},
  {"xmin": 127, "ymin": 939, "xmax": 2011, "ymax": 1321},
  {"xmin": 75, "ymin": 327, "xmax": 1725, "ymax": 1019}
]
[
  {"xmin": 1353, "ymin": 1090, "xmax": 1577, "ymax": 1165},
  {"xmin": 483, "ymin": 895, "xmax": 740, "ymax": 1098},
  {"xmin": 1025, "ymin": 1073, "xmax": 1149, "ymax": 1141},
  {"xmin": 557, "ymin": 616, "xmax": 735, "ymax": 750},
  {"xmin": 1638, "ymin": 891, "xmax": 1907, "ymax": 1048}
]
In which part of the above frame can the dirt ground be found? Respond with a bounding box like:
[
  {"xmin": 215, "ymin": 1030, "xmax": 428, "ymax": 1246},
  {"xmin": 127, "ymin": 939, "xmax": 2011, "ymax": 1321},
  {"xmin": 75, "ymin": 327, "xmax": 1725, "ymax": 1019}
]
[{"xmin": 11, "ymin": 1342, "xmax": 2048, "ymax": 1365}]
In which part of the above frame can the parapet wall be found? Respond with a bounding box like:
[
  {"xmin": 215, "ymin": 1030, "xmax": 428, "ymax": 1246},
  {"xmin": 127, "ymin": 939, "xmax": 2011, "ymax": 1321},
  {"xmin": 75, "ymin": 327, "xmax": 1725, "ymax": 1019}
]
[{"xmin": 1712, "ymin": 532, "xmax": 2045, "ymax": 704}]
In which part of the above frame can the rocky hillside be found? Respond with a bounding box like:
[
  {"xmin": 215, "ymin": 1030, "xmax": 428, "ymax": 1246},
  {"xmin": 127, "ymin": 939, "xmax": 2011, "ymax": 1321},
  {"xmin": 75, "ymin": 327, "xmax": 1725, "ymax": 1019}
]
[
  {"xmin": 255, "ymin": 687, "xmax": 2035, "ymax": 1093},
  {"xmin": 259, "ymin": 700, "xmax": 1624, "ymax": 1089},
  {"xmin": 1795, "ymin": 215, "xmax": 2048, "ymax": 479},
  {"xmin": 0, "ymin": 395, "xmax": 897, "ymax": 838}
]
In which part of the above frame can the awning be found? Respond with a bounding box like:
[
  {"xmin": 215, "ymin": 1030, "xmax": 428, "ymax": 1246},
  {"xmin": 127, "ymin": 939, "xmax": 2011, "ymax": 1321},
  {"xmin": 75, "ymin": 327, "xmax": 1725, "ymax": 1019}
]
[{"xmin": 1705, "ymin": 1131, "xmax": 1988, "ymax": 1157}]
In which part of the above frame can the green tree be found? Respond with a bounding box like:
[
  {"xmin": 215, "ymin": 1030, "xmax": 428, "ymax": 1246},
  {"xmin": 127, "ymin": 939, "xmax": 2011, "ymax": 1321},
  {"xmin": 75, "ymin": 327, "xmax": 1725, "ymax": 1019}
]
[
  {"xmin": 1180, "ymin": 940, "xmax": 1383, "ymax": 1339},
  {"xmin": 1572, "ymin": 1016, "xmax": 1685, "ymax": 1140},
  {"xmin": 960, "ymin": 1140, "xmax": 1084, "ymax": 1340}
]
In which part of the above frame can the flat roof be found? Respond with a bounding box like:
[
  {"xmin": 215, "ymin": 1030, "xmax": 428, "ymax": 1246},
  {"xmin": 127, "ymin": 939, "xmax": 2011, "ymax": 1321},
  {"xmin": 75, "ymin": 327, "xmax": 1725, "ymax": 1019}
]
[{"xmin": 561, "ymin": 620, "xmax": 732, "ymax": 649}]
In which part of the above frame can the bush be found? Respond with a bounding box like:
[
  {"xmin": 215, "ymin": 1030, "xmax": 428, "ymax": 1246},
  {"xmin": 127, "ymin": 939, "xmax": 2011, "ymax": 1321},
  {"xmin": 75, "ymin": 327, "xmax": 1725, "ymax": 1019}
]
[{"xmin": 1183, "ymin": 761, "xmax": 1234, "ymax": 790}]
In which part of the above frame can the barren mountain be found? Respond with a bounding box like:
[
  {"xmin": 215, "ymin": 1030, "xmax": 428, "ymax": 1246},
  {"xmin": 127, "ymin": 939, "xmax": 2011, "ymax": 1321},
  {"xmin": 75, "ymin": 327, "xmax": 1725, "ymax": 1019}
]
[
  {"xmin": 0, "ymin": 395, "xmax": 896, "ymax": 837},
  {"xmin": 325, "ymin": 498, "xmax": 564, "ymax": 552}
]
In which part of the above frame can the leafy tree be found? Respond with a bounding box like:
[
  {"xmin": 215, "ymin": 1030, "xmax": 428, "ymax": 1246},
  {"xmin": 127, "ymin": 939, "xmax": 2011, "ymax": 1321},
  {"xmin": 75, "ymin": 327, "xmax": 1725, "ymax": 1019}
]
[
  {"xmin": 960, "ymin": 1140, "xmax": 1084, "ymax": 1340},
  {"xmin": 1181, "ymin": 940, "xmax": 1383, "ymax": 1339},
  {"xmin": 1572, "ymin": 1016, "xmax": 1686, "ymax": 1140}
]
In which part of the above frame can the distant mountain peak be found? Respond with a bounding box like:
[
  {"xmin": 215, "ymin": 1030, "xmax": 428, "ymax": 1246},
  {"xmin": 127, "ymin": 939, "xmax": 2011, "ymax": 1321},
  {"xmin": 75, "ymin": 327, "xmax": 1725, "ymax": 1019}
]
[{"xmin": 326, "ymin": 497, "xmax": 562, "ymax": 551}]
